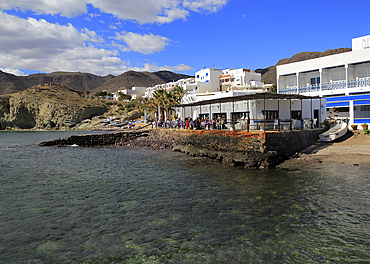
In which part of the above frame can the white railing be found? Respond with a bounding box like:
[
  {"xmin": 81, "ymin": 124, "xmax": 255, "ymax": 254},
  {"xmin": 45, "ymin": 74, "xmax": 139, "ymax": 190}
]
[
  {"xmin": 278, "ymin": 86, "xmax": 298, "ymax": 94},
  {"xmin": 321, "ymin": 80, "xmax": 346, "ymax": 91},
  {"xmin": 278, "ymin": 77, "xmax": 370, "ymax": 94}
]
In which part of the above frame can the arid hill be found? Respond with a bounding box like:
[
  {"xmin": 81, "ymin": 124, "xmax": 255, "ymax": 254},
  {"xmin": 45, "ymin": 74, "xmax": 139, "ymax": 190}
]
[
  {"xmin": 91, "ymin": 70, "xmax": 191, "ymax": 93},
  {"xmin": 0, "ymin": 70, "xmax": 191, "ymax": 95},
  {"xmin": 20, "ymin": 72, "xmax": 115, "ymax": 93},
  {"xmin": 0, "ymin": 70, "xmax": 28, "ymax": 94},
  {"xmin": 256, "ymin": 48, "xmax": 352, "ymax": 84},
  {"xmin": 0, "ymin": 84, "xmax": 107, "ymax": 130}
]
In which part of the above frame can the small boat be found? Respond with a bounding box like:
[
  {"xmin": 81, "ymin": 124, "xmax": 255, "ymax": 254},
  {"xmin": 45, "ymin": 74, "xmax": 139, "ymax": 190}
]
[{"xmin": 319, "ymin": 122, "xmax": 348, "ymax": 142}]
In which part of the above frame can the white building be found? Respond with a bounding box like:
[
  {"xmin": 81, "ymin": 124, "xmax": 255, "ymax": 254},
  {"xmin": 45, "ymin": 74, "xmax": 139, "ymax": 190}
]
[
  {"xmin": 277, "ymin": 34, "xmax": 370, "ymax": 127},
  {"xmin": 145, "ymin": 67, "xmax": 266, "ymax": 102},
  {"xmin": 181, "ymin": 68, "xmax": 267, "ymax": 104},
  {"xmin": 174, "ymin": 93, "xmax": 325, "ymax": 131},
  {"xmin": 113, "ymin": 86, "xmax": 146, "ymax": 100},
  {"xmin": 220, "ymin": 68, "xmax": 264, "ymax": 91},
  {"xmin": 194, "ymin": 68, "xmax": 223, "ymax": 93},
  {"xmin": 145, "ymin": 78, "xmax": 196, "ymax": 98}
]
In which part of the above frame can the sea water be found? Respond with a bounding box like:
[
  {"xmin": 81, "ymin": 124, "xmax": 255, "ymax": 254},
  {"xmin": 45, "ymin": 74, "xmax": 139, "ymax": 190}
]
[{"xmin": 0, "ymin": 131, "xmax": 370, "ymax": 263}]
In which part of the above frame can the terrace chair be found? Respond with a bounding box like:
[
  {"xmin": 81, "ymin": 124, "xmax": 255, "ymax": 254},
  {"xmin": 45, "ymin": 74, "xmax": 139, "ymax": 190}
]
[
  {"xmin": 303, "ymin": 119, "xmax": 311, "ymax": 129},
  {"xmin": 291, "ymin": 119, "xmax": 297, "ymax": 130},
  {"xmin": 313, "ymin": 118, "xmax": 317, "ymax": 128}
]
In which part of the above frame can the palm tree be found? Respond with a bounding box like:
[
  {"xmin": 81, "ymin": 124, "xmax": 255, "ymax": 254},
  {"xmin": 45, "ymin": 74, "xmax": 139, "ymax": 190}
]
[
  {"xmin": 170, "ymin": 86, "xmax": 187, "ymax": 104},
  {"xmin": 151, "ymin": 88, "xmax": 184, "ymax": 120},
  {"xmin": 152, "ymin": 89, "xmax": 167, "ymax": 120}
]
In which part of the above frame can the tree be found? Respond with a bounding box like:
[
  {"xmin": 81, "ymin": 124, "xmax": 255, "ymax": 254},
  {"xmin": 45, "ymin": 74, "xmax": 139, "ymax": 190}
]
[
  {"xmin": 170, "ymin": 86, "xmax": 187, "ymax": 103},
  {"xmin": 94, "ymin": 91, "xmax": 108, "ymax": 97},
  {"xmin": 118, "ymin": 91, "xmax": 131, "ymax": 101},
  {"xmin": 270, "ymin": 83, "xmax": 277, "ymax": 93}
]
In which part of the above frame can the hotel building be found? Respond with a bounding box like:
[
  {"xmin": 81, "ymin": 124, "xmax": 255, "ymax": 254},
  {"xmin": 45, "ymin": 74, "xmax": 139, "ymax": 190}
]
[{"xmin": 277, "ymin": 34, "xmax": 370, "ymax": 126}]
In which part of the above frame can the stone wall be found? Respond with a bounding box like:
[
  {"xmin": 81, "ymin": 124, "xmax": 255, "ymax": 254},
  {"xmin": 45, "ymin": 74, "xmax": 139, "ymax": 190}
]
[{"xmin": 265, "ymin": 129, "xmax": 325, "ymax": 157}]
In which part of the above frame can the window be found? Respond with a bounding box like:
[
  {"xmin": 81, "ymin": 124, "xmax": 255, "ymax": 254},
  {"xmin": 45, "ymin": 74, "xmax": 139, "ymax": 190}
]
[
  {"xmin": 354, "ymin": 105, "xmax": 370, "ymax": 118},
  {"xmin": 197, "ymin": 75, "xmax": 199, "ymax": 79},
  {"xmin": 262, "ymin": 110, "xmax": 278, "ymax": 120},
  {"xmin": 358, "ymin": 69, "xmax": 370, "ymax": 78},
  {"xmin": 311, "ymin": 77, "xmax": 320, "ymax": 85},
  {"xmin": 291, "ymin": 110, "xmax": 301, "ymax": 120},
  {"xmin": 199, "ymin": 114, "xmax": 209, "ymax": 119},
  {"xmin": 331, "ymin": 73, "xmax": 345, "ymax": 81},
  {"xmin": 206, "ymin": 73, "xmax": 209, "ymax": 76},
  {"xmin": 232, "ymin": 112, "xmax": 249, "ymax": 120}
]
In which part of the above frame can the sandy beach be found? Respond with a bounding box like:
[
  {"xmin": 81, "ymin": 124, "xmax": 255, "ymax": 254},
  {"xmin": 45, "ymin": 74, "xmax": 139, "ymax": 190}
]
[{"xmin": 279, "ymin": 131, "xmax": 370, "ymax": 168}]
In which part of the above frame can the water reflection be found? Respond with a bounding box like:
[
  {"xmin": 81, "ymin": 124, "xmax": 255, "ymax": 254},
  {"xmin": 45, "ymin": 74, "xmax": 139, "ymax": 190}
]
[{"xmin": 0, "ymin": 132, "xmax": 369, "ymax": 263}]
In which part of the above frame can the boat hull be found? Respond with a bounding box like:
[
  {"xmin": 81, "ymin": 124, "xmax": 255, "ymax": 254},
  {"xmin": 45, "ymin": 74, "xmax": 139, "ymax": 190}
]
[{"xmin": 319, "ymin": 123, "xmax": 348, "ymax": 142}]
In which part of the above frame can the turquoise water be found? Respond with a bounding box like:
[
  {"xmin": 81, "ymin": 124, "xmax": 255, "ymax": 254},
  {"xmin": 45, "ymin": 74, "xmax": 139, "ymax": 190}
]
[{"xmin": 0, "ymin": 131, "xmax": 370, "ymax": 263}]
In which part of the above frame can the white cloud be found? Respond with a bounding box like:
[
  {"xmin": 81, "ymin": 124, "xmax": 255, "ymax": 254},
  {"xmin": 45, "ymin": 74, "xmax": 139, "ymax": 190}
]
[
  {"xmin": 183, "ymin": 0, "xmax": 229, "ymax": 13},
  {"xmin": 0, "ymin": 0, "xmax": 88, "ymax": 18},
  {"xmin": 173, "ymin": 64, "xmax": 195, "ymax": 72},
  {"xmin": 0, "ymin": 12, "xmax": 98, "ymax": 58},
  {"xmin": 0, "ymin": 12, "xmax": 192, "ymax": 75},
  {"xmin": 0, "ymin": 67, "xmax": 25, "ymax": 76},
  {"xmin": 0, "ymin": 12, "xmax": 123, "ymax": 75},
  {"xmin": 0, "ymin": 0, "xmax": 229, "ymax": 24},
  {"xmin": 130, "ymin": 63, "xmax": 194, "ymax": 72},
  {"xmin": 114, "ymin": 32, "xmax": 170, "ymax": 54}
]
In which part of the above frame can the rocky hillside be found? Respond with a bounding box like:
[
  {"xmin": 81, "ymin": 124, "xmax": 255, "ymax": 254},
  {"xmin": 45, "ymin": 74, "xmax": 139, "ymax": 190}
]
[
  {"xmin": 0, "ymin": 70, "xmax": 28, "ymax": 94},
  {"xmin": 256, "ymin": 48, "xmax": 352, "ymax": 84},
  {"xmin": 20, "ymin": 72, "xmax": 115, "ymax": 93},
  {"xmin": 0, "ymin": 84, "xmax": 108, "ymax": 130},
  {"xmin": 91, "ymin": 70, "xmax": 191, "ymax": 93},
  {"xmin": 0, "ymin": 70, "xmax": 191, "ymax": 95}
]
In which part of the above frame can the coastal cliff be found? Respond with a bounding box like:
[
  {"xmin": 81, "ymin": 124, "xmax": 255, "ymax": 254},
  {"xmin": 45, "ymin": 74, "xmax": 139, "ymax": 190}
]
[{"xmin": 0, "ymin": 84, "xmax": 108, "ymax": 130}]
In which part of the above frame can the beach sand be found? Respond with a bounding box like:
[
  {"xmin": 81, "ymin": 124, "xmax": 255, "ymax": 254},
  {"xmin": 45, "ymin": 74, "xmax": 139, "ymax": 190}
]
[{"xmin": 279, "ymin": 131, "xmax": 370, "ymax": 169}]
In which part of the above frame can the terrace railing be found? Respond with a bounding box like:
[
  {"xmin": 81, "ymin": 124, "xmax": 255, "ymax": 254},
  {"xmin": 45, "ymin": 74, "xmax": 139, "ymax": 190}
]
[
  {"xmin": 278, "ymin": 77, "xmax": 370, "ymax": 94},
  {"xmin": 150, "ymin": 118, "xmax": 317, "ymax": 132}
]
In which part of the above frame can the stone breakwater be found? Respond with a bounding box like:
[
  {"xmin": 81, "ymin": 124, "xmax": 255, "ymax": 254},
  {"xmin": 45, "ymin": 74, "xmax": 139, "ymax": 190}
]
[
  {"xmin": 38, "ymin": 131, "xmax": 150, "ymax": 147},
  {"xmin": 39, "ymin": 128, "xmax": 324, "ymax": 169}
]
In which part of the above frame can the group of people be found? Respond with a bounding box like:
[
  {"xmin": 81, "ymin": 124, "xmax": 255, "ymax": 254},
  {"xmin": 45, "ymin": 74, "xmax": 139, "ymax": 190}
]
[{"xmin": 152, "ymin": 115, "xmax": 227, "ymax": 130}]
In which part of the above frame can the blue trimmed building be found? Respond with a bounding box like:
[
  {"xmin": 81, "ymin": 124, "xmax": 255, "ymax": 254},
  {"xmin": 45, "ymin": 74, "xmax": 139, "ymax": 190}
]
[{"xmin": 276, "ymin": 35, "xmax": 370, "ymax": 127}]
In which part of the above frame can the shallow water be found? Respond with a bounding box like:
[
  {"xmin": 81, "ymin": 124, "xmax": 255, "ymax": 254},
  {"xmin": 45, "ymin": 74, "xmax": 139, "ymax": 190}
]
[{"xmin": 0, "ymin": 131, "xmax": 370, "ymax": 263}]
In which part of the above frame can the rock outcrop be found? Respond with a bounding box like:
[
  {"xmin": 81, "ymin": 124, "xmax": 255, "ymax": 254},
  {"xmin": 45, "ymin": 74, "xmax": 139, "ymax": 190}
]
[{"xmin": 0, "ymin": 84, "xmax": 108, "ymax": 130}]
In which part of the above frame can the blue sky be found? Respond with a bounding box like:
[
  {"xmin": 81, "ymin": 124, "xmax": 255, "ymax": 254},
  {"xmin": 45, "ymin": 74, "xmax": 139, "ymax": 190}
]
[{"xmin": 1, "ymin": 0, "xmax": 370, "ymax": 78}]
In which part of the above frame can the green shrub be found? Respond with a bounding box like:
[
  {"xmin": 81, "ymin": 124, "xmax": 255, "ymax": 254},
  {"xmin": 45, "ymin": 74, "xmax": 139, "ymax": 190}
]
[{"xmin": 95, "ymin": 91, "xmax": 108, "ymax": 97}]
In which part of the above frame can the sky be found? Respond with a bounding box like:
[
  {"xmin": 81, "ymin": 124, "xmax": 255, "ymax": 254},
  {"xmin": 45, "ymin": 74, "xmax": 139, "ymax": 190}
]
[{"xmin": 1, "ymin": 0, "xmax": 370, "ymax": 77}]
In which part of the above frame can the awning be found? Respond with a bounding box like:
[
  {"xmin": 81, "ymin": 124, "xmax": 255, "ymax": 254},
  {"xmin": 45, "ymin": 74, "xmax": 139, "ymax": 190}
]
[{"xmin": 174, "ymin": 92, "xmax": 322, "ymax": 107}]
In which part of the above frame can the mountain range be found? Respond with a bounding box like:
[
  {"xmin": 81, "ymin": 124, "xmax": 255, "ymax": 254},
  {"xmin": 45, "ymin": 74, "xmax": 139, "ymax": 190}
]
[
  {"xmin": 0, "ymin": 48, "xmax": 352, "ymax": 95},
  {"xmin": 0, "ymin": 70, "xmax": 191, "ymax": 95}
]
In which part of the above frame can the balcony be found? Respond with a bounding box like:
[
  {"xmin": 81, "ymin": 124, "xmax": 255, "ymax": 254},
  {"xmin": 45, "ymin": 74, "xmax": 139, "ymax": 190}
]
[{"xmin": 278, "ymin": 77, "xmax": 370, "ymax": 94}]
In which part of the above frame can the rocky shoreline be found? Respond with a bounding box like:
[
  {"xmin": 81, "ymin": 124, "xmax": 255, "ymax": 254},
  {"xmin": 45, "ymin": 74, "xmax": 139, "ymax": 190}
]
[
  {"xmin": 39, "ymin": 128, "xmax": 325, "ymax": 170},
  {"xmin": 117, "ymin": 130, "xmax": 282, "ymax": 169}
]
